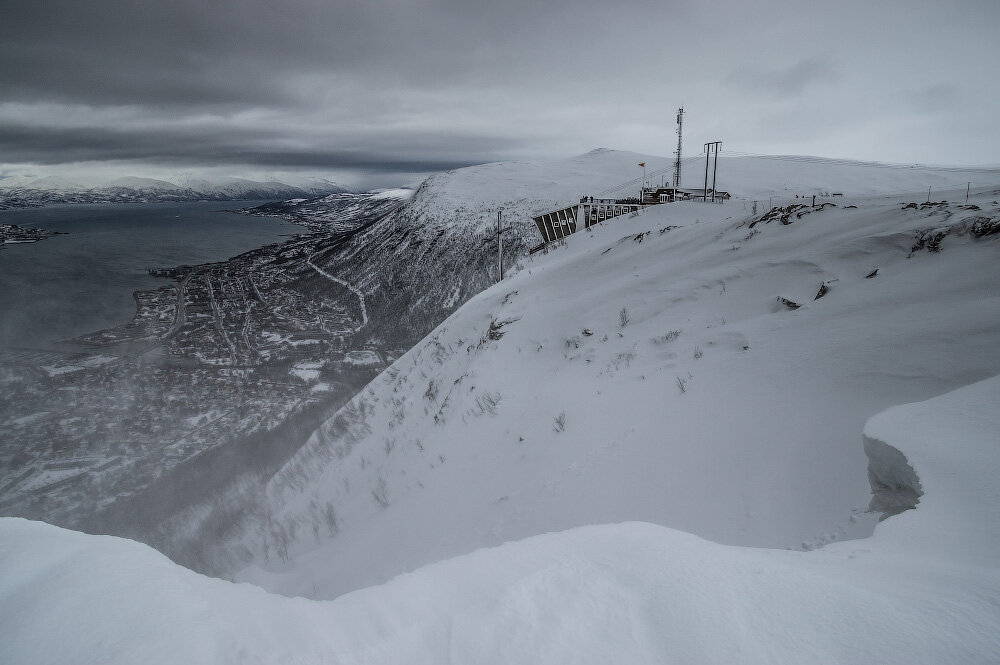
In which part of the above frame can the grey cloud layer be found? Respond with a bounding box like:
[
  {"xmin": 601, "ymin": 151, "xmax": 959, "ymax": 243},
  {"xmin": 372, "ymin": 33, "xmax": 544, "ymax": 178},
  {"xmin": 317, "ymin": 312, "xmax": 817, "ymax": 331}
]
[
  {"xmin": 0, "ymin": 122, "xmax": 495, "ymax": 173},
  {"xmin": 2, "ymin": 0, "xmax": 999, "ymax": 182}
]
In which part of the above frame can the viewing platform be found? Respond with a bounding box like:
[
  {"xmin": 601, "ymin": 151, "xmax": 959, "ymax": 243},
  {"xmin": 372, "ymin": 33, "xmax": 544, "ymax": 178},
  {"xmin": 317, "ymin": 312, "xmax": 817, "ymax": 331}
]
[
  {"xmin": 532, "ymin": 197, "xmax": 642, "ymax": 244},
  {"xmin": 532, "ymin": 187, "xmax": 729, "ymax": 248}
]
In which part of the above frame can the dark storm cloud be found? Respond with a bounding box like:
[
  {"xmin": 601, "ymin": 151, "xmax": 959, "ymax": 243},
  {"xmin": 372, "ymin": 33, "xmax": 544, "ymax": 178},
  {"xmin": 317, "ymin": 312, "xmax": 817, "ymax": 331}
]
[
  {"xmin": 0, "ymin": 122, "xmax": 502, "ymax": 174},
  {"xmin": 2, "ymin": 0, "xmax": 618, "ymax": 106},
  {"xmin": 2, "ymin": 0, "xmax": 623, "ymax": 180},
  {"xmin": 4, "ymin": 0, "xmax": 376, "ymax": 107},
  {"xmin": 2, "ymin": 0, "xmax": 999, "ymax": 181}
]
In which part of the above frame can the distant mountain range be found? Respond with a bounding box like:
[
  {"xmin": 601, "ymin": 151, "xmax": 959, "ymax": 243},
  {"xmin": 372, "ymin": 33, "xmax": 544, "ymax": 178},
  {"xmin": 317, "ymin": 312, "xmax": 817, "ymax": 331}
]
[{"xmin": 0, "ymin": 175, "xmax": 352, "ymax": 208}]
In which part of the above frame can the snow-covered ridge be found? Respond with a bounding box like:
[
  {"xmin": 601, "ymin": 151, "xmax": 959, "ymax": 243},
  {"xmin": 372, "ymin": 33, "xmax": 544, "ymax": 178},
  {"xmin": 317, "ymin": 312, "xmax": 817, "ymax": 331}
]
[
  {"xmin": 0, "ymin": 174, "xmax": 351, "ymax": 207},
  {"xmin": 2, "ymin": 376, "xmax": 998, "ymax": 664},
  {"xmin": 215, "ymin": 181, "xmax": 1000, "ymax": 592},
  {"xmin": 240, "ymin": 189, "xmax": 413, "ymax": 232},
  {"xmin": 3, "ymin": 151, "xmax": 1000, "ymax": 662}
]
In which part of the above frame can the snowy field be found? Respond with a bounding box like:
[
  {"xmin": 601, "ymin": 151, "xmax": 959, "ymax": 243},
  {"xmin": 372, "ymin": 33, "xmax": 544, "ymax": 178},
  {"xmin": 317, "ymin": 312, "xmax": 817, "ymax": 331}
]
[
  {"xmin": 2, "ymin": 375, "xmax": 998, "ymax": 663},
  {"xmin": 2, "ymin": 152, "xmax": 999, "ymax": 663},
  {"xmin": 233, "ymin": 182, "xmax": 1000, "ymax": 597}
]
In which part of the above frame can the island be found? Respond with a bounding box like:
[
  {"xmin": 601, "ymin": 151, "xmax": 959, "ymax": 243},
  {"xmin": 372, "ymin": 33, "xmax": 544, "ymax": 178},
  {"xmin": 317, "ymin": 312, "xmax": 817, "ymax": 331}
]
[{"xmin": 0, "ymin": 223, "xmax": 61, "ymax": 247}]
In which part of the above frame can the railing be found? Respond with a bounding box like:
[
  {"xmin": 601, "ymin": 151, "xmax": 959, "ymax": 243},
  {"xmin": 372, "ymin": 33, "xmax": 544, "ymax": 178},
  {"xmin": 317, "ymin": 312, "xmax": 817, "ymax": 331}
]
[{"xmin": 532, "ymin": 200, "xmax": 642, "ymax": 244}]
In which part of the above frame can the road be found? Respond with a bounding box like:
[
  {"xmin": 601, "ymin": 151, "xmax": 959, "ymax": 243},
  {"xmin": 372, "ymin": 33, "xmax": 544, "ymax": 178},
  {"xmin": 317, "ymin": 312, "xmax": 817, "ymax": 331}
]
[{"xmin": 306, "ymin": 252, "xmax": 369, "ymax": 331}]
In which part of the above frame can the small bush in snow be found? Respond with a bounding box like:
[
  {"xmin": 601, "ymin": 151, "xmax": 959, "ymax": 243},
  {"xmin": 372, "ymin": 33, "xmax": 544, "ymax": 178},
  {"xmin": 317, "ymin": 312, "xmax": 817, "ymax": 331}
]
[
  {"xmin": 323, "ymin": 501, "xmax": 338, "ymax": 536},
  {"xmin": 619, "ymin": 307, "xmax": 630, "ymax": 328},
  {"xmin": 652, "ymin": 330, "xmax": 681, "ymax": 345},
  {"xmin": 553, "ymin": 411, "xmax": 566, "ymax": 432},
  {"xmin": 676, "ymin": 376, "xmax": 687, "ymax": 394},
  {"xmin": 480, "ymin": 392, "xmax": 500, "ymax": 415},
  {"xmin": 371, "ymin": 477, "xmax": 390, "ymax": 508}
]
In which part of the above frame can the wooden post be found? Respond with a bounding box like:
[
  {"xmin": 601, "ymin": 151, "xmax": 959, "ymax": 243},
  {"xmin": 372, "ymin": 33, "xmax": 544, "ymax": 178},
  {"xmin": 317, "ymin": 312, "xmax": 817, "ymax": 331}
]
[
  {"xmin": 497, "ymin": 210, "xmax": 504, "ymax": 282},
  {"xmin": 496, "ymin": 210, "xmax": 510, "ymax": 282},
  {"xmin": 703, "ymin": 145, "xmax": 710, "ymax": 202},
  {"xmin": 711, "ymin": 143, "xmax": 720, "ymax": 203}
]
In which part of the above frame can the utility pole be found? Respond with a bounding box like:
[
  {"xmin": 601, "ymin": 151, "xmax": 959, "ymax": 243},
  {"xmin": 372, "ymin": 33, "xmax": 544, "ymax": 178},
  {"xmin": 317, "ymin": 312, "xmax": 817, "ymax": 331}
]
[
  {"xmin": 967, "ymin": 181, "xmax": 971, "ymax": 203},
  {"xmin": 711, "ymin": 142, "xmax": 720, "ymax": 203},
  {"xmin": 927, "ymin": 185, "xmax": 931, "ymax": 203},
  {"xmin": 673, "ymin": 106, "xmax": 684, "ymax": 188},
  {"xmin": 703, "ymin": 141, "xmax": 721, "ymax": 202},
  {"xmin": 496, "ymin": 209, "xmax": 509, "ymax": 282},
  {"xmin": 703, "ymin": 145, "xmax": 710, "ymax": 202}
]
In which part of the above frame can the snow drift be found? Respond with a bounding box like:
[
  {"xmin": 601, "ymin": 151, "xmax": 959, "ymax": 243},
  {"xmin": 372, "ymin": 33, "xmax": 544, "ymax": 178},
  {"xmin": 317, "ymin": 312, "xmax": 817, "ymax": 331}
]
[
  {"xmin": 227, "ymin": 180, "xmax": 1000, "ymax": 598},
  {"xmin": 2, "ymin": 151, "xmax": 999, "ymax": 663},
  {"xmin": 2, "ymin": 374, "xmax": 998, "ymax": 664}
]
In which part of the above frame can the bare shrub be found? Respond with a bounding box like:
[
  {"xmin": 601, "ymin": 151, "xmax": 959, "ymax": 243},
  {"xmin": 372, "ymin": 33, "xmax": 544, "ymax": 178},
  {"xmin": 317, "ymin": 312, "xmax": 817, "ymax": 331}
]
[
  {"xmin": 553, "ymin": 411, "xmax": 566, "ymax": 432},
  {"xmin": 272, "ymin": 520, "xmax": 293, "ymax": 562},
  {"xmin": 676, "ymin": 376, "xmax": 687, "ymax": 394},
  {"xmin": 308, "ymin": 500, "xmax": 321, "ymax": 542},
  {"xmin": 652, "ymin": 330, "xmax": 681, "ymax": 345},
  {"xmin": 607, "ymin": 350, "xmax": 636, "ymax": 372},
  {"xmin": 476, "ymin": 391, "xmax": 501, "ymax": 416},
  {"xmin": 323, "ymin": 501, "xmax": 338, "ymax": 536},
  {"xmin": 371, "ymin": 477, "xmax": 390, "ymax": 508},
  {"xmin": 619, "ymin": 307, "xmax": 630, "ymax": 328}
]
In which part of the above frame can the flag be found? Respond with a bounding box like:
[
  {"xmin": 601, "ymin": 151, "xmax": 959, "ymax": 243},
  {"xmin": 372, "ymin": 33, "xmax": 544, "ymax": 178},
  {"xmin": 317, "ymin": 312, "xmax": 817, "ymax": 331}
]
[{"xmin": 638, "ymin": 162, "xmax": 645, "ymax": 167}]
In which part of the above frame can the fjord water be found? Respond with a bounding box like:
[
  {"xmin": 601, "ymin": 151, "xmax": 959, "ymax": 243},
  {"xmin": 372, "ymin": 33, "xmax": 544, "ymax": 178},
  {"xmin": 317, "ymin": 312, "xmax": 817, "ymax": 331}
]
[{"xmin": 0, "ymin": 202, "xmax": 295, "ymax": 350}]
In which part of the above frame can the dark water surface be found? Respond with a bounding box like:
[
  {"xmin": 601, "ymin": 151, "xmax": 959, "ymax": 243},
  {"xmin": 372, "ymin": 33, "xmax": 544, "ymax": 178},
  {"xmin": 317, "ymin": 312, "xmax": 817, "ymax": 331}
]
[{"xmin": 0, "ymin": 201, "xmax": 296, "ymax": 349}]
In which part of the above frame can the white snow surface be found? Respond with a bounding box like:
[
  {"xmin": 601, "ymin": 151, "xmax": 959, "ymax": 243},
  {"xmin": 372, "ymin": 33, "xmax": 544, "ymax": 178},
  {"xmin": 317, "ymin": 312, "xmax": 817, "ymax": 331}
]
[
  {"xmin": 3, "ymin": 153, "xmax": 1000, "ymax": 663},
  {"xmin": 229, "ymin": 182, "xmax": 1000, "ymax": 599},
  {"xmin": 0, "ymin": 172, "xmax": 351, "ymax": 201},
  {"xmin": 2, "ymin": 375, "xmax": 999, "ymax": 664},
  {"xmin": 370, "ymin": 187, "xmax": 415, "ymax": 200}
]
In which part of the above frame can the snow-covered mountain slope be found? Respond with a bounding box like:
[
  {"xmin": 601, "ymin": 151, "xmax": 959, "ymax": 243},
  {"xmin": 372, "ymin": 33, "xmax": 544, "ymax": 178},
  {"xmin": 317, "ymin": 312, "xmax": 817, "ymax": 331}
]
[
  {"xmin": 3, "ymin": 374, "xmax": 998, "ymax": 664},
  {"xmin": 240, "ymin": 189, "xmax": 414, "ymax": 232},
  {"xmin": 675, "ymin": 153, "xmax": 1000, "ymax": 200},
  {"xmin": 283, "ymin": 150, "xmax": 688, "ymax": 350},
  {"xmin": 288, "ymin": 149, "xmax": 997, "ymax": 348},
  {"xmin": 0, "ymin": 174, "xmax": 351, "ymax": 207},
  {"xmin": 207, "ymin": 180, "xmax": 1000, "ymax": 598}
]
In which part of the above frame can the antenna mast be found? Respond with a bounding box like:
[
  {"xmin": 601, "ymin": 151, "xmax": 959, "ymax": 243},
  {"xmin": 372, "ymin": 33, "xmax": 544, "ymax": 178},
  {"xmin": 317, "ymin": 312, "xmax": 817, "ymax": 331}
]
[{"xmin": 673, "ymin": 106, "xmax": 684, "ymax": 188}]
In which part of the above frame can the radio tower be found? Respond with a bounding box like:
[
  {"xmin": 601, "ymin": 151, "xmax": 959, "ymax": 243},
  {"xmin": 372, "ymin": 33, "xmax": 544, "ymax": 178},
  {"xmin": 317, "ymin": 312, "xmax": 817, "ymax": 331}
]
[{"xmin": 673, "ymin": 106, "xmax": 684, "ymax": 188}]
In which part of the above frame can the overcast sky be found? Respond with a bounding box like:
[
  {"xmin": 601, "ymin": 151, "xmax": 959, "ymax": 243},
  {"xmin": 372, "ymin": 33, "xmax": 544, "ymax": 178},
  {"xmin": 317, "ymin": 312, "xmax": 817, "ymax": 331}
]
[{"xmin": 2, "ymin": 0, "xmax": 997, "ymax": 189}]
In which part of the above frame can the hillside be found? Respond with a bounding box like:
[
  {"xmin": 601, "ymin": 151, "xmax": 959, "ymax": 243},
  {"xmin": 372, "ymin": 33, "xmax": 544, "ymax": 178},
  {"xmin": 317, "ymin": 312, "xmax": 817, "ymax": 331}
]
[
  {"xmin": 108, "ymin": 149, "xmax": 998, "ymax": 576},
  {"xmin": 2, "ymin": 174, "xmax": 999, "ymax": 661},
  {"xmin": 0, "ymin": 174, "xmax": 350, "ymax": 207},
  {"xmin": 130, "ymin": 150, "xmax": 690, "ymax": 570},
  {"xmin": 271, "ymin": 150, "xmax": 999, "ymax": 346},
  {"xmin": 221, "ymin": 177, "xmax": 1000, "ymax": 598}
]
